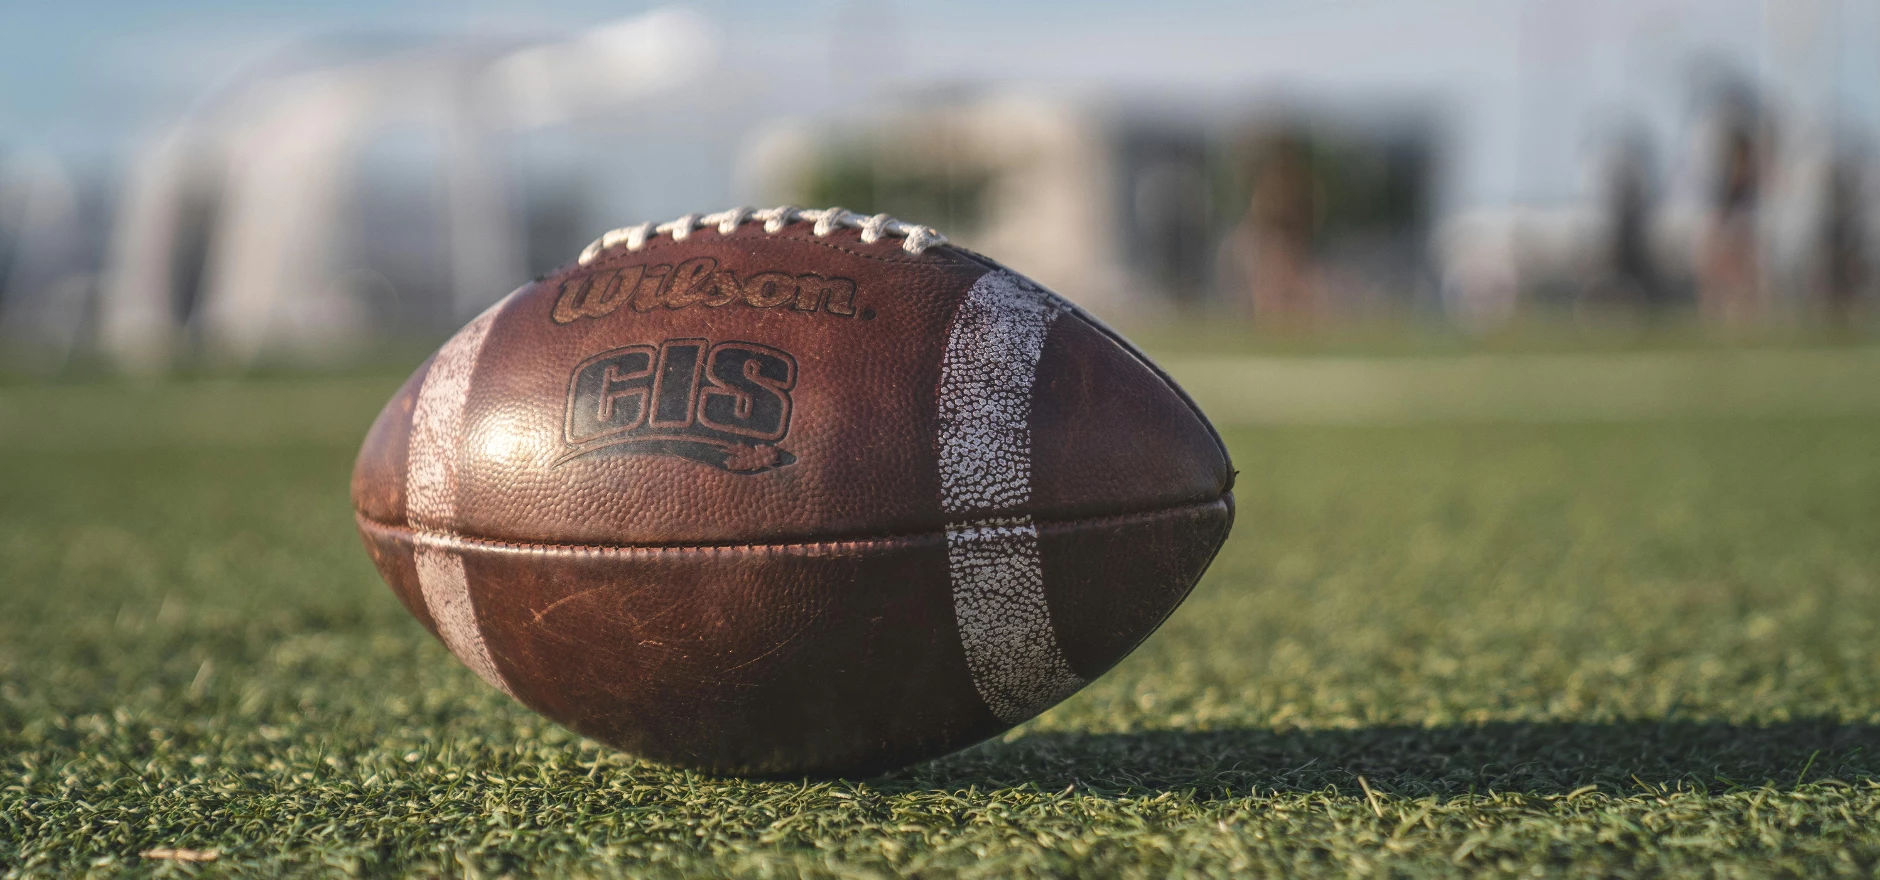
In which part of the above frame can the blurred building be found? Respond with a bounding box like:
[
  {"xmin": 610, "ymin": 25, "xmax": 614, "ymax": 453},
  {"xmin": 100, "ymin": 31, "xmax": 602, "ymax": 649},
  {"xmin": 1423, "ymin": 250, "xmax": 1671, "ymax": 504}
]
[
  {"xmin": 94, "ymin": 8, "xmax": 719, "ymax": 371},
  {"xmin": 4, "ymin": 0, "xmax": 1880, "ymax": 372},
  {"xmin": 744, "ymin": 94, "xmax": 1438, "ymax": 323}
]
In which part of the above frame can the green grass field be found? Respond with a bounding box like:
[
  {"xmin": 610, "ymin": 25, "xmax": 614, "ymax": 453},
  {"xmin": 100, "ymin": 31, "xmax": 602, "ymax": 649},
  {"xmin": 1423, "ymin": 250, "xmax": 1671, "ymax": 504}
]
[{"xmin": 6, "ymin": 345, "xmax": 1880, "ymax": 877}]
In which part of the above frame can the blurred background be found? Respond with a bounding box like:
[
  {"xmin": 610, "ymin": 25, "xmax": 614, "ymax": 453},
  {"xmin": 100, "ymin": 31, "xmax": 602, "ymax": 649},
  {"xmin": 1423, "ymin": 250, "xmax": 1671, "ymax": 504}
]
[
  {"xmin": 13, "ymin": 5, "xmax": 1880, "ymax": 871},
  {"xmin": 0, "ymin": 0, "xmax": 1877, "ymax": 370}
]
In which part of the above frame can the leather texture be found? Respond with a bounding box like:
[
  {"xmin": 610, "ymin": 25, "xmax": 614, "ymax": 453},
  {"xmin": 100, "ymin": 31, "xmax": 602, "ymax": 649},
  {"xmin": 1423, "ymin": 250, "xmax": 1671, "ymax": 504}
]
[{"xmin": 352, "ymin": 218, "xmax": 1235, "ymax": 777}]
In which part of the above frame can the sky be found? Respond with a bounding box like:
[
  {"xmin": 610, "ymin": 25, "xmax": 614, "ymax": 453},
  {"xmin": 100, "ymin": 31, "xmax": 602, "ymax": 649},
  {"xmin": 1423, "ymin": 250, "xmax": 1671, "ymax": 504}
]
[{"xmin": 2, "ymin": 0, "xmax": 1877, "ymax": 210}]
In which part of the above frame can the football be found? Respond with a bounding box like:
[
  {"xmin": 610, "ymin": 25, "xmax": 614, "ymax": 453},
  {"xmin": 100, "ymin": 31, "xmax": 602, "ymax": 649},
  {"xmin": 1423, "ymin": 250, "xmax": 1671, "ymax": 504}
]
[{"xmin": 351, "ymin": 206, "xmax": 1235, "ymax": 777}]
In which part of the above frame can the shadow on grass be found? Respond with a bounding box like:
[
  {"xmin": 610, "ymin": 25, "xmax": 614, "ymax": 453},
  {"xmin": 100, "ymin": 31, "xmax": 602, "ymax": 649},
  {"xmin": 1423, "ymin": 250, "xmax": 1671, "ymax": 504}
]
[{"xmin": 896, "ymin": 720, "xmax": 1877, "ymax": 799}]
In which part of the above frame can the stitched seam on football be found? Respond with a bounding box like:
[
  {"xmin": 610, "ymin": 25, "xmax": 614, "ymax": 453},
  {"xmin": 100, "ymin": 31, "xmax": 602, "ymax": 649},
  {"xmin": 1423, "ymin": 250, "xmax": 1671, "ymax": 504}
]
[
  {"xmin": 352, "ymin": 493, "xmax": 1231, "ymax": 555},
  {"xmin": 581, "ymin": 224, "xmax": 972, "ymax": 271}
]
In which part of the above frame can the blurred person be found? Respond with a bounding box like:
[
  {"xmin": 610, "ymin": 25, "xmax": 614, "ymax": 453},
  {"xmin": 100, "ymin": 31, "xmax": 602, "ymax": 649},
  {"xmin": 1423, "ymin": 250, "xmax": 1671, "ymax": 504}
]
[
  {"xmin": 1130, "ymin": 151, "xmax": 1214, "ymax": 306},
  {"xmin": 1820, "ymin": 151, "xmax": 1869, "ymax": 328},
  {"xmin": 1436, "ymin": 211, "xmax": 1521, "ymax": 333},
  {"xmin": 1593, "ymin": 129, "xmax": 1665, "ymax": 312},
  {"xmin": 1695, "ymin": 90, "xmax": 1767, "ymax": 328},
  {"xmin": 1229, "ymin": 132, "xmax": 1322, "ymax": 327}
]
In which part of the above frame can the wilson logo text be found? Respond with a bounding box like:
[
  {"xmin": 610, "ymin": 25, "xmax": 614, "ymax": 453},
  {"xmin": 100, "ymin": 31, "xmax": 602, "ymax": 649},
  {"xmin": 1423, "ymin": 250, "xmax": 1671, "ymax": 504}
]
[{"xmin": 552, "ymin": 258, "xmax": 866, "ymax": 323}]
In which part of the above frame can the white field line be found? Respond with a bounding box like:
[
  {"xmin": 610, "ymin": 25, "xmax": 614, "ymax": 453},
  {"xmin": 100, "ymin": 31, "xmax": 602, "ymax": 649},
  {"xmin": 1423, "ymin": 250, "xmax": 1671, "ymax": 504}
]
[
  {"xmin": 1162, "ymin": 349, "xmax": 1880, "ymax": 425},
  {"xmin": 4, "ymin": 348, "xmax": 1880, "ymax": 448}
]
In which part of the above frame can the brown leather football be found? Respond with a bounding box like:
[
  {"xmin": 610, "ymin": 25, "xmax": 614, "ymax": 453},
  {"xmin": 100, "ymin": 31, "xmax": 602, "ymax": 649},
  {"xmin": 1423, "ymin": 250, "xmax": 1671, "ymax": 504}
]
[{"xmin": 351, "ymin": 206, "xmax": 1234, "ymax": 777}]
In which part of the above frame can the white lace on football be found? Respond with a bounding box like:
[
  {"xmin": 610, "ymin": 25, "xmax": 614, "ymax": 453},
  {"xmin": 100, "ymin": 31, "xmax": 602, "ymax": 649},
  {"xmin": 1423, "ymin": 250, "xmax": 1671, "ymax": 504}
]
[{"xmin": 576, "ymin": 206, "xmax": 948, "ymax": 265}]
